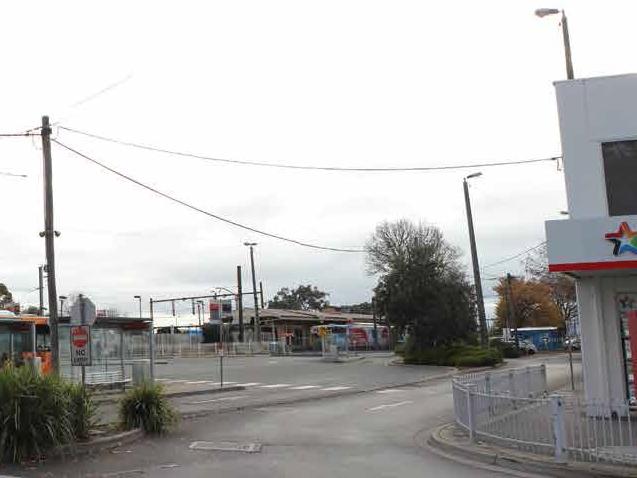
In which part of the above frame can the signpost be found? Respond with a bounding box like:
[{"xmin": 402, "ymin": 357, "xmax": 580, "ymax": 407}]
[{"xmin": 69, "ymin": 295, "xmax": 96, "ymax": 386}]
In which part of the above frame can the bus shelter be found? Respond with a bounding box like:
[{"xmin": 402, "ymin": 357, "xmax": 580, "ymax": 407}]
[{"xmin": 58, "ymin": 316, "xmax": 152, "ymax": 388}]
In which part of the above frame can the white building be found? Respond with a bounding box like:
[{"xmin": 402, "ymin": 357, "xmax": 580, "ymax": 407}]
[{"xmin": 546, "ymin": 74, "xmax": 637, "ymax": 408}]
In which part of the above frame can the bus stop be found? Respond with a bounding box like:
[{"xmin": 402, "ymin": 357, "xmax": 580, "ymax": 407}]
[{"xmin": 58, "ymin": 315, "xmax": 152, "ymax": 388}]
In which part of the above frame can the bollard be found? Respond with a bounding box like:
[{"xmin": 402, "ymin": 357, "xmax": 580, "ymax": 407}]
[{"xmin": 550, "ymin": 394, "xmax": 567, "ymax": 463}]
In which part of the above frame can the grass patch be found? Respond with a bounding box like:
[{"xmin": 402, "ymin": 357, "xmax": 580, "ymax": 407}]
[
  {"xmin": 403, "ymin": 345, "xmax": 502, "ymax": 367},
  {"xmin": 118, "ymin": 382, "xmax": 177, "ymax": 435}
]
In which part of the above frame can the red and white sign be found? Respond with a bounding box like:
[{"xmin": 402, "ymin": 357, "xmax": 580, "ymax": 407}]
[
  {"xmin": 546, "ymin": 215, "xmax": 637, "ymax": 274},
  {"xmin": 70, "ymin": 325, "xmax": 91, "ymax": 366}
]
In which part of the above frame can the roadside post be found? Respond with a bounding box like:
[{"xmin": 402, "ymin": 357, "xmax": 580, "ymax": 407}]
[{"xmin": 69, "ymin": 295, "xmax": 96, "ymax": 386}]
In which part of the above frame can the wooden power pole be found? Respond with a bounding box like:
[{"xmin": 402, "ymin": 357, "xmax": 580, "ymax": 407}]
[{"xmin": 41, "ymin": 116, "xmax": 60, "ymax": 374}]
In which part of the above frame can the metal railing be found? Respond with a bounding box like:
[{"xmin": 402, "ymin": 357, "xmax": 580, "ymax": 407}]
[{"xmin": 452, "ymin": 366, "xmax": 637, "ymax": 466}]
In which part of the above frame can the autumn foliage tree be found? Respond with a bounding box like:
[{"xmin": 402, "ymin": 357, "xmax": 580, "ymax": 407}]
[{"xmin": 494, "ymin": 277, "xmax": 562, "ymax": 330}]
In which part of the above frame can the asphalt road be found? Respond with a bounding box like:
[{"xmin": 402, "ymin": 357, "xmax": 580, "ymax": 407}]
[{"xmin": 11, "ymin": 353, "xmax": 578, "ymax": 477}]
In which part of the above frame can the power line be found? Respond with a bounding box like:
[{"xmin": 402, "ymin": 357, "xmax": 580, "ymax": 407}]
[
  {"xmin": 481, "ymin": 241, "xmax": 546, "ymax": 270},
  {"xmin": 53, "ymin": 140, "xmax": 365, "ymax": 253},
  {"xmin": 0, "ymin": 171, "xmax": 27, "ymax": 178},
  {"xmin": 0, "ymin": 132, "xmax": 38, "ymax": 137},
  {"xmin": 59, "ymin": 126, "xmax": 560, "ymax": 173}
]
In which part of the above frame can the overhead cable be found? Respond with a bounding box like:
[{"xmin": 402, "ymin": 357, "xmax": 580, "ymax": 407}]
[
  {"xmin": 59, "ymin": 126, "xmax": 560, "ymax": 173},
  {"xmin": 481, "ymin": 241, "xmax": 546, "ymax": 270},
  {"xmin": 53, "ymin": 140, "xmax": 365, "ymax": 253}
]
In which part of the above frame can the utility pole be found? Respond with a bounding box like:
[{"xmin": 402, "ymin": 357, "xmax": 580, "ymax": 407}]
[
  {"xmin": 463, "ymin": 174, "xmax": 488, "ymax": 347},
  {"xmin": 237, "ymin": 265, "xmax": 244, "ymax": 342},
  {"xmin": 41, "ymin": 116, "xmax": 60, "ymax": 374},
  {"xmin": 149, "ymin": 298, "xmax": 155, "ymax": 381},
  {"xmin": 259, "ymin": 281, "xmax": 265, "ymax": 309},
  {"xmin": 372, "ymin": 297, "xmax": 378, "ymax": 350},
  {"xmin": 244, "ymin": 243, "xmax": 260, "ymax": 341},
  {"xmin": 506, "ymin": 273, "xmax": 519, "ymax": 350},
  {"xmin": 38, "ymin": 265, "xmax": 44, "ymax": 316}
]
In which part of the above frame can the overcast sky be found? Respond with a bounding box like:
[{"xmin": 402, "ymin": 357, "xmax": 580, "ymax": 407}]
[{"xmin": 1, "ymin": 0, "xmax": 635, "ymax": 318}]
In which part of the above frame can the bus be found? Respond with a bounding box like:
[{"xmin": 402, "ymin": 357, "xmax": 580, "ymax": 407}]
[
  {"xmin": 0, "ymin": 315, "xmax": 52, "ymax": 373},
  {"xmin": 310, "ymin": 323, "xmax": 390, "ymax": 350}
]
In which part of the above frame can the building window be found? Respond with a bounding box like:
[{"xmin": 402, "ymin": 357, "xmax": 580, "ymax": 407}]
[{"xmin": 602, "ymin": 140, "xmax": 637, "ymax": 216}]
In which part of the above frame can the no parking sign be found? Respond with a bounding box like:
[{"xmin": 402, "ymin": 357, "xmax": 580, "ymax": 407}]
[{"xmin": 70, "ymin": 325, "xmax": 92, "ymax": 366}]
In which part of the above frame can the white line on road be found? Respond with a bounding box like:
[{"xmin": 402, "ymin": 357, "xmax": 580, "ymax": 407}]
[
  {"xmin": 188, "ymin": 395, "xmax": 247, "ymax": 405},
  {"xmin": 321, "ymin": 386, "xmax": 352, "ymax": 391},
  {"xmin": 289, "ymin": 385, "xmax": 320, "ymax": 390},
  {"xmin": 186, "ymin": 380, "xmax": 215, "ymax": 385},
  {"xmin": 260, "ymin": 384, "xmax": 292, "ymax": 388},
  {"xmin": 235, "ymin": 382, "xmax": 262, "ymax": 387},
  {"xmin": 367, "ymin": 400, "xmax": 414, "ymax": 412},
  {"xmin": 376, "ymin": 389, "xmax": 404, "ymax": 394}
]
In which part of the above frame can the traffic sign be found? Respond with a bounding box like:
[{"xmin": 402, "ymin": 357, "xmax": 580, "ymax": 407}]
[
  {"xmin": 70, "ymin": 325, "xmax": 92, "ymax": 366},
  {"xmin": 70, "ymin": 296, "xmax": 96, "ymax": 325}
]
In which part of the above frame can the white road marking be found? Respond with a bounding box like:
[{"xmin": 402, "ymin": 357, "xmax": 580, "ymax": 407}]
[
  {"xmin": 376, "ymin": 389, "xmax": 404, "ymax": 394},
  {"xmin": 289, "ymin": 385, "xmax": 320, "ymax": 390},
  {"xmin": 186, "ymin": 380, "xmax": 215, "ymax": 385},
  {"xmin": 367, "ymin": 400, "xmax": 414, "ymax": 412},
  {"xmin": 235, "ymin": 382, "xmax": 262, "ymax": 387},
  {"xmin": 188, "ymin": 395, "xmax": 247, "ymax": 405},
  {"xmin": 260, "ymin": 384, "xmax": 292, "ymax": 388},
  {"xmin": 321, "ymin": 386, "xmax": 351, "ymax": 391}
]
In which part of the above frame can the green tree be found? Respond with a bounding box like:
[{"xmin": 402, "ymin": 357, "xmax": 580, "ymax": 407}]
[
  {"xmin": 268, "ymin": 285, "xmax": 329, "ymax": 311},
  {"xmin": 0, "ymin": 284, "xmax": 12, "ymax": 308},
  {"xmin": 367, "ymin": 219, "xmax": 476, "ymax": 350},
  {"xmin": 338, "ymin": 302, "xmax": 373, "ymax": 314},
  {"xmin": 22, "ymin": 306, "xmax": 40, "ymax": 315}
]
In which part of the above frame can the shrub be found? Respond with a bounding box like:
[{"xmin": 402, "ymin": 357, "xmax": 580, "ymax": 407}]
[
  {"xmin": 0, "ymin": 366, "xmax": 75, "ymax": 463},
  {"xmin": 118, "ymin": 382, "xmax": 177, "ymax": 434},
  {"xmin": 403, "ymin": 344, "xmax": 502, "ymax": 367},
  {"xmin": 66, "ymin": 383, "xmax": 97, "ymax": 441}
]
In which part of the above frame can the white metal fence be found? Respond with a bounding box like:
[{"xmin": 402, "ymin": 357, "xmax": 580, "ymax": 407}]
[
  {"xmin": 452, "ymin": 366, "xmax": 637, "ymax": 465},
  {"xmin": 152, "ymin": 334, "xmax": 270, "ymax": 358}
]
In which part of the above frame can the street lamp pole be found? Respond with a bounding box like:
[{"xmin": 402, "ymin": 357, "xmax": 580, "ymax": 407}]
[
  {"xmin": 134, "ymin": 295, "xmax": 142, "ymax": 319},
  {"xmin": 463, "ymin": 173, "xmax": 488, "ymax": 347},
  {"xmin": 58, "ymin": 296, "xmax": 67, "ymax": 317},
  {"xmin": 244, "ymin": 242, "xmax": 260, "ymax": 342},
  {"xmin": 535, "ymin": 8, "xmax": 574, "ymax": 80}
]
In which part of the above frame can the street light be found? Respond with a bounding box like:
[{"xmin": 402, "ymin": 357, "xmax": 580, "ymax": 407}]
[
  {"xmin": 535, "ymin": 8, "xmax": 574, "ymax": 80},
  {"xmin": 58, "ymin": 295, "xmax": 67, "ymax": 316},
  {"xmin": 243, "ymin": 242, "xmax": 260, "ymax": 342},
  {"xmin": 463, "ymin": 173, "xmax": 488, "ymax": 347},
  {"xmin": 133, "ymin": 295, "xmax": 142, "ymax": 319}
]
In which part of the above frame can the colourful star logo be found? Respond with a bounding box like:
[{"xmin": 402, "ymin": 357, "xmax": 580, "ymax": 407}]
[{"xmin": 605, "ymin": 222, "xmax": 637, "ymax": 256}]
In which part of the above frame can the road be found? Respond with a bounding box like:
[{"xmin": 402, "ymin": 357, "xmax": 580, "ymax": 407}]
[{"xmin": 12, "ymin": 353, "xmax": 577, "ymax": 477}]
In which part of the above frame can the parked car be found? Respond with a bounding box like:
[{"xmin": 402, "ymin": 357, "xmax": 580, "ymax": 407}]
[
  {"xmin": 563, "ymin": 337, "xmax": 581, "ymax": 351},
  {"xmin": 489, "ymin": 337, "xmax": 536, "ymax": 355}
]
